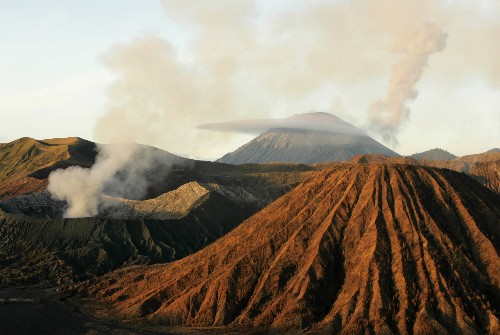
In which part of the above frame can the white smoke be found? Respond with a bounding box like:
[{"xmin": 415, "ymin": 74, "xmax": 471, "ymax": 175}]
[
  {"xmin": 48, "ymin": 144, "xmax": 138, "ymax": 218},
  {"xmin": 368, "ymin": 23, "xmax": 448, "ymax": 144},
  {"xmin": 48, "ymin": 143, "xmax": 187, "ymax": 218}
]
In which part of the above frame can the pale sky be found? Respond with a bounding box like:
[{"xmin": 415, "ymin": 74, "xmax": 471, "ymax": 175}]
[{"xmin": 1, "ymin": 0, "xmax": 499, "ymax": 159}]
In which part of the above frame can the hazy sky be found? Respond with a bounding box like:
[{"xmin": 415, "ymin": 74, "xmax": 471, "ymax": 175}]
[{"xmin": 1, "ymin": 0, "xmax": 499, "ymax": 159}]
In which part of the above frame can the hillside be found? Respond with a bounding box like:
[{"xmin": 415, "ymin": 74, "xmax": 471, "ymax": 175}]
[
  {"xmin": 351, "ymin": 154, "xmax": 500, "ymax": 194},
  {"xmin": 455, "ymin": 149, "xmax": 500, "ymax": 163},
  {"xmin": 0, "ymin": 164, "xmax": 317, "ymax": 287},
  {"xmin": 0, "ymin": 137, "xmax": 96, "ymax": 184},
  {"xmin": 0, "ymin": 137, "xmax": 97, "ymax": 200},
  {"xmin": 425, "ymin": 151, "xmax": 500, "ymax": 194},
  {"xmin": 409, "ymin": 148, "xmax": 457, "ymax": 160},
  {"xmin": 80, "ymin": 163, "xmax": 500, "ymax": 334}
]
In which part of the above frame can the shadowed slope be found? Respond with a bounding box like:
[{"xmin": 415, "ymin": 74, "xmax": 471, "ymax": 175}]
[
  {"xmin": 0, "ymin": 137, "xmax": 317, "ymax": 206},
  {"xmin": 82, "ymin": 164, "xmax": 500, "ymax": 334}
]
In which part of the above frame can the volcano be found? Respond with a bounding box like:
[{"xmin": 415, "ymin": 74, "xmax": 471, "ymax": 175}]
[
  {"xmin": 217, "ymin": 112, "xmax": 399, "ymax": 164},
  {"xmin": 81, "ymin": 163, "xmax": 500, "ymax": 334},
  {"xmin": 409, "ymin": 148, "xmax": 457, "ymax": 160}
]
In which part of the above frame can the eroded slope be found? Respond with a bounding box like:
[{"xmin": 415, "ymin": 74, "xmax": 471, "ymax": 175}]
[{"xmin": 82, "ymin": 164, "xmax": 500, "ymax": 334}]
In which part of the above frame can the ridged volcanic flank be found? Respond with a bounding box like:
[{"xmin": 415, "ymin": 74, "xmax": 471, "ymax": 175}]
[{"xmin": 82, "ymin": 164, "xmax": 500, "ymax": 334}]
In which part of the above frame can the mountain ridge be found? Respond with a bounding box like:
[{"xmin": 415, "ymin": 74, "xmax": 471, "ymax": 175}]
[{"xmin": 80, "ymin": 163, "xmax": 500, "ymax": 334}]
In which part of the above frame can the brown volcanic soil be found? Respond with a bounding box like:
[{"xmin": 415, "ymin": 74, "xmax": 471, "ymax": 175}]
[
  {"xmin": 80, "ymin": 164, "xmax": 500, "ymax": 334},
  {"xmin": 0, "ymin": 137, "xmax": 96, "ymax": 183},
  {"xmin": 0, "ymin": 138, "xmax": 317, "ymax": 290}
]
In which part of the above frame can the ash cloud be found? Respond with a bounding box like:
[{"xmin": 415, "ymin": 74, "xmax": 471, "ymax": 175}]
[{"xmin": 368, "ymin": 23, "xmax": 448, "ymax": 144}]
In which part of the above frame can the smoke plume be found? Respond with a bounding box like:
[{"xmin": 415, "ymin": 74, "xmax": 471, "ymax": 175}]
[
  {"xmin": 48, "ymin": 144, "xmax": 138, "ymax": 217},
  {"xmin": 48, "ymin": 143, "xmax": 187, "ymax": 218},
  {"xmin": 368, "ymin": 23, "xmax": 448, "ymax": 144}
]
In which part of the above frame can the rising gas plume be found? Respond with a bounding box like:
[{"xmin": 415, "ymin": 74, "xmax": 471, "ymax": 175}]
[
  {"xmin": 368, "ymin": 23, "xmax": 448, "ymax": 144},
  {"xmin": 48, "ymin": 143, "xmax": 187, "ymax": 218},
  {"xmin": 48, "ymin": 144, "xmax": 138, "ymax": 217}
]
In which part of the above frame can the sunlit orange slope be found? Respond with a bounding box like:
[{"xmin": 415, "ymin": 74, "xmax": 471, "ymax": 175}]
[{"xmin": 82, "ymin": 163, "xmax": 500, "ymax": 334}]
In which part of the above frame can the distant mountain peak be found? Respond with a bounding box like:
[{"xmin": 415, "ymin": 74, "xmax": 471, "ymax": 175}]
[
  {"xmin": 217, "ymin": 113, "xmax": 399, "ymax": 164},
  {"xmin": 409, "ymin": 148, "xmax": 457, "ymax": 161}
]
